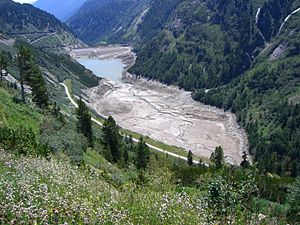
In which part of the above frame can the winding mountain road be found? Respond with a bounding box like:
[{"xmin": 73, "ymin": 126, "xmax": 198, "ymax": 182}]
[
  {"xmin": 278, "ymin": 7, "xmax": 300, "ymax": 33},
  {"xmin": 60, "ymin": 83, "xmax": 201, "ymax": 164}
]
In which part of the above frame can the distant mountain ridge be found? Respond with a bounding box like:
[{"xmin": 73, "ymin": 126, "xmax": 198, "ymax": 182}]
[
  {"xmin": 33, "ymin": 0, "xmax": 87, "ymax": 22},
  {"xmin": 67, "ymin": 0, "xmax": 150, "ymax": 45}
]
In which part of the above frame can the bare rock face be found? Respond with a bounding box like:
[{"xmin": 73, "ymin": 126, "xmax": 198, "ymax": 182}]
[{"xmin": 270, "ymin": 43, "xmax": 287, "ymax": 61}]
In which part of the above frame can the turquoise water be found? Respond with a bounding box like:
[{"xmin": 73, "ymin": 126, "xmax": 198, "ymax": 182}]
[{"xmin": 77, "ymin": 58, "xmax": 125, "ymax": 82}]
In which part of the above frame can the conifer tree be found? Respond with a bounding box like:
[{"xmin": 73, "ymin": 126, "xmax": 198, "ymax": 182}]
[
  {"xmin": 241, "ymin": 151, "xmax": 250, "ymax": 169},
  {"xmin": 123, "ymin": 148, "xmax": 129, "ymax": 165},
  {"xmin": 0, "ymin": 52, "xmax": 8, "ymax": 82},
  {"xmin": 76, "ymin": 98, "xmax": 93, "ymax": 147},
  {"xmin": 211, "ymin": 146, "xmax": 225, "ymax": 169},
  {"xmin": 187, "ymin": 150, "xmax": 193, "ymax": 166},
  {"xmin": 17, "ymin": 46, "xmax": 48, "ymax": 107},
  {"xmin": 136, "ymin": 137, "xmax": 150, "ymax": 170},
  {"xmin": 30, "ymin": 64, "xmax": 48, "ymax": 108},
  {"xmin": 17, "ymin": 46, "xmax": 32, "ymax": 103},
  {"xmin": 102, "ymin": 116, "xmax": 121, "ymax": 162},
  {"xmin": 124, "ymin": 134, "xmax": 134, "ymax": 151},
  {"xmin": 122, "ymin": 135, "xmax": 134, "ymax": 166}
]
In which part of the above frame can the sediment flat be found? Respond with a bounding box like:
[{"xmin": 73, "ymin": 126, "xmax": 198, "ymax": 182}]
[
  {"xmin": 85, "ymin": 76, "xmax": 248, "ymax": 165},
  {"xmin": 74, "ymin": 46, "xmax": 249, "ymax": 165}
]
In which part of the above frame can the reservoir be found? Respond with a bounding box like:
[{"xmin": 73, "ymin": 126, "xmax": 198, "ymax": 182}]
[
  {"xmin": 73, "ymin": 46, "xmax": 248, "ymax": 165},
  {"xmin": 76, "ymin": 57, "xmax": 125, "ymax": 82}
]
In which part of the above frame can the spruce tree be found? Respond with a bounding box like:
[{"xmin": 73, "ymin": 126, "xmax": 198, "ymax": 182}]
[
  {"xmin": 17, "ymin": 46, "xmax": 48, "ymax": 107},
  {"xmin": 241, "ymin": 151, "xmax": 250, "ymax": 169},
  {"xmin": 0, "ymin": 52, "xmax": 8, "ymax": 82},
  {"xmin": 123, "ymin": 148, "xmax": 129, "ymax": 165},
  {"xmin": 187, "ymin": 150, "xmax": 193, "ymax": 166},
  {"xmin": 102, "ymin": 116, "xmax": 121, "ymax": 162},
  {"xmin": 76, "ymin": 98, "xmax": 93, "ymax": 147},
  {"xmin": 212, "ymin": 146, "xmax": 224, "ymax": 169},
  {"xmin": 136, "ymin": 137, "xmax": 150, "ymax": 170},
  {"xmin": 124, "ymin": 134, "xmax": 134, "ymax": 151},
  {"xmin": 30, "ymin": 65, "xmax": 48, "ymax": 108},
  {"xmin": 17, "ymin": 46, "xmax": 32, "ymax": 103}
]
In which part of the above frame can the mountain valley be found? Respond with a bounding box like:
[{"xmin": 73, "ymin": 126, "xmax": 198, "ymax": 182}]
[{"xmin": 0, "ymin": 0, "xmax": 300, "ymax": 223}]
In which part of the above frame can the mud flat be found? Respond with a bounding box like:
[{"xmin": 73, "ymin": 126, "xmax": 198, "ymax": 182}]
[
  {"xmin": 75, "ymin": 46, "xmax": 249, "ymax": 165},
  {"xmin": 84, "ymin": 77, "xmax": 248, "ymax": 165}
]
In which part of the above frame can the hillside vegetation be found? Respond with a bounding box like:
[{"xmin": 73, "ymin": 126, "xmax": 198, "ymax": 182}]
[{"xmin": 0, "ymin": 81, "xmax": 299, "ymax": 224}]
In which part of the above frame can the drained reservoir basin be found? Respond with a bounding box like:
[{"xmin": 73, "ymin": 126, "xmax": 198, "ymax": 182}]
[{"xmin": 73, "ymin": 46, "xmax": 249, "ymax": 165}]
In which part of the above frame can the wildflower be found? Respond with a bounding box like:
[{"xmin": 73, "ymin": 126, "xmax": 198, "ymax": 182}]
[{"xmin": 258, "ymin": 213, "xmax": 266, "ymax": 221}]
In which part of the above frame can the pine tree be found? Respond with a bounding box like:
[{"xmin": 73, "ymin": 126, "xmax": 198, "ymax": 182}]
[
  {"xmin": 123, "ymin": 148, "xmax": 129, "ymax": 165},
  {"xmin": 17, "ymin": 46, "xmax": 32, "ymax": 103},
  {"xmin": 17, "ymin": 46, "xmax": 48, "ymax": 107},
  {"xmin": 102, "ymin": 116, "xmax": 121, "ymax": 162},
  {"xmin": 123, "ymin": 135, "xmax": 134, "ymax": 165},
  {"xmin": 76, "ymin": 98, "xmax": 93, "ymax": 147},
  {"xmin": 240, "ymin": 151, "xmax": 250, "ymax": 169},
  {"xmin": 136, "ymin": 137, "xmax": 150, "ymax": 170},
  {"xmin": 187, "ymin": 150, "xmax": 193, "ymax": 166},
  {"xmin": 212, "ymin": 146, "xmax": 225, "ymax": 169},
  {"xmin": 0, "ymin": 52, "xmax": 8, "ymax": 82},
  {"xmin": 30, "ymin": 64, "xmax": 48, "ymax": 108},
  {"xmin": 124, "ymin": 134, "xmax": 134, "ymax": 151}
]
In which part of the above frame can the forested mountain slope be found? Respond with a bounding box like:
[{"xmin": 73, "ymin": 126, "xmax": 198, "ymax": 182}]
[
  {"xmin": 0, "ymin": 0, "xmax": 83, "ymax": 48},
  {"xmin": 128, "ymin": 0, "xmax": 300, "ymax": 176},
  {"xmin": 67, "ymin": 0, "xmax": 150, "ymax": 45},
  {"xmin": 33, "ymin": 0, "xmax": 87, "ymax": 22},
  {"xmin": 193, "ymin": 10, "xmax": 300, "ymax": 177},
  {"xmin": 130, "ymin": 0, "xmax": 300, "ymax": 89}
]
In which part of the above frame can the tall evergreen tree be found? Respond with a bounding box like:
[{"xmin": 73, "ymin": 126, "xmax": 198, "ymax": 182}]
[
  {"xmin": 102, "ymin": 116, "xmax": 121, "ymax": 162},
  {"xmin": 241, "ymin": 151, "xmax": 250, "ymax": 169},
  {"xmin": 17, "ymin": 46, "xmax": 48, "ymax": 107},
  {"xmin": 123, "ymin": 147, "xmax": 129, "ymax": 165},
  {"xmin": 30, "ymin": 64, "xmax": 48, "ymax": 108},
  {"xmin": 187, "ymin": 150, "xmax": 193, "ymax": 166},
  {"xmin": 76, "ymin": 98, "xmax": 93, "ymax": 147},
  {"xmin": 17, "ymin": 46, "xmax": 32, "ymax": 103},
  {"xmin": 0, "ymin": 52, "xmax": 8, "ymax": 82},
  {"xmin": 136, "ymin": 137, "xmax": 150, "ymax": 170},
  {"xmin": 211, "ymin": 146, "xmax": 225, "ymax": 169}
]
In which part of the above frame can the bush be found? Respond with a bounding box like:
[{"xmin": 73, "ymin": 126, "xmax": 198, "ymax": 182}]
[{"xmin": 0, "ymin": 125, "xmax": 49, "ymax": 157}]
